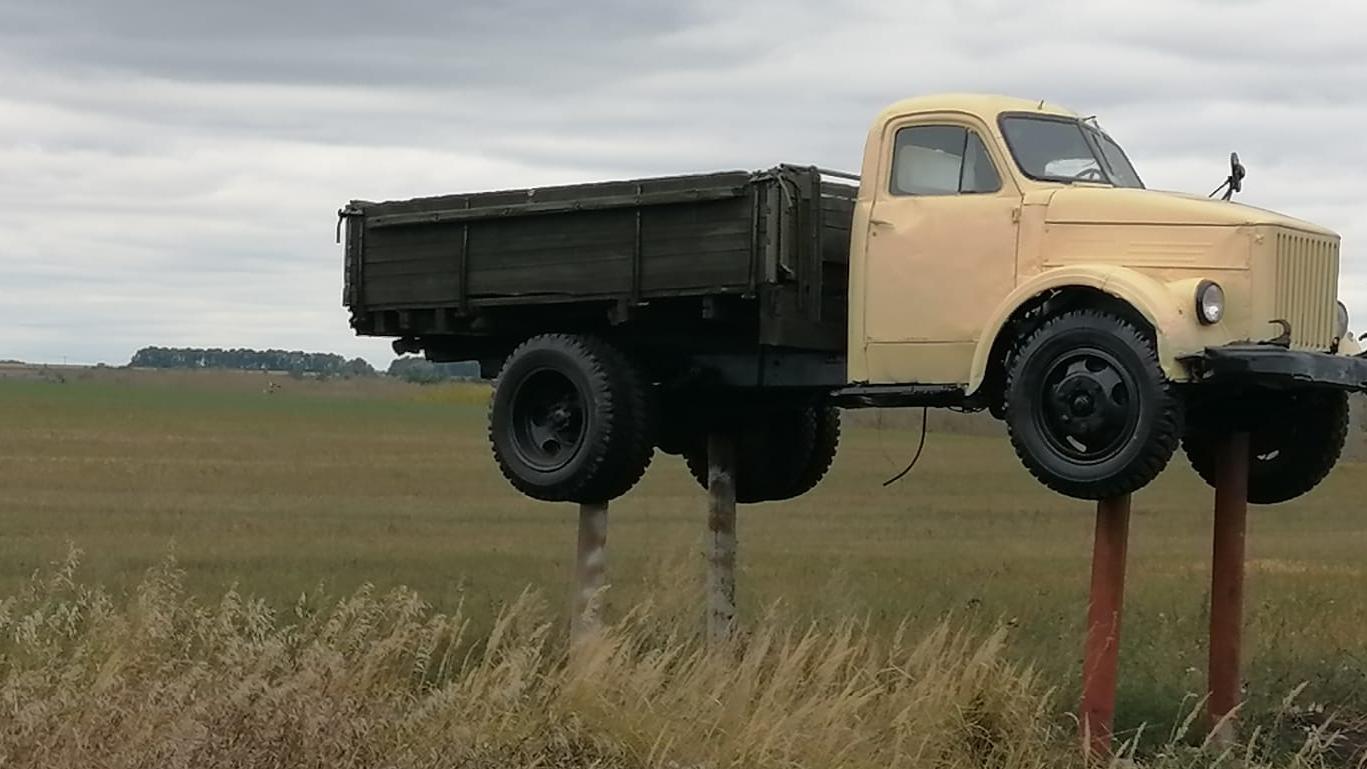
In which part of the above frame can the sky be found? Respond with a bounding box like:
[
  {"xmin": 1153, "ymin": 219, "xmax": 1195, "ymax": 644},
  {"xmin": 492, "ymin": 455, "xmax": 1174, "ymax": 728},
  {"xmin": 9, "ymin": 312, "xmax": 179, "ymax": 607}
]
[{"xmin": 3, "ymin": 0, "xmax": 1366, "ymax": 366}]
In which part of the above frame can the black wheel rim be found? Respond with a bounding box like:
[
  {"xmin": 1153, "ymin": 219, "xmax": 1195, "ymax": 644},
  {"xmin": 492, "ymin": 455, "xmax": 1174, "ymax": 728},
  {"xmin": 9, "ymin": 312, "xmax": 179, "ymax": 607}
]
[
  {"xmin": 508, "ymin": 368, "xmax": 588, "ymax": 472},
  {"xmin": 1033, "ymin": 347, "xmax": 1140, "ymax": 464}
]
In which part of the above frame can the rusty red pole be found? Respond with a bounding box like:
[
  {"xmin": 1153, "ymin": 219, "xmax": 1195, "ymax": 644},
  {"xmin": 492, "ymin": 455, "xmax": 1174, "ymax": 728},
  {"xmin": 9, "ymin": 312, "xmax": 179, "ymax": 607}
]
[
  {"xmin": 1208, "ymin": 431, "xmax": 1249, "ymax": 744},
  {"xmin": 1080, "ymin": 494, "xmax": 1132, "ymax": 758}
]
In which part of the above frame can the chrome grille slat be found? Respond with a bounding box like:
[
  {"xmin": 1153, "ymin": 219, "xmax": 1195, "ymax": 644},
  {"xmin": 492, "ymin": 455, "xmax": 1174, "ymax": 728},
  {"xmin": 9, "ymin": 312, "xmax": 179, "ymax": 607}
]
[{"xmin": 1271, "ymin": 230, "xmax": 1338, "ymax": 350}]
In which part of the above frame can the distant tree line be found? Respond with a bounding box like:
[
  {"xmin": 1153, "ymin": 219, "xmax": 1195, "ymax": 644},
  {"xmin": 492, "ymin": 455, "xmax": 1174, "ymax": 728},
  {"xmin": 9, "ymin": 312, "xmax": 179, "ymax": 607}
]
[
  {"xmin": 127, "ymin": 347, "xmax": 483, "ymax": 383},
  {"xmin": 130, "ymin": 347, "xmax": 376, "ymax": 377},
  {"xmin": 386, "ymin": 357, "xmax": 481, "ymax": 383}
]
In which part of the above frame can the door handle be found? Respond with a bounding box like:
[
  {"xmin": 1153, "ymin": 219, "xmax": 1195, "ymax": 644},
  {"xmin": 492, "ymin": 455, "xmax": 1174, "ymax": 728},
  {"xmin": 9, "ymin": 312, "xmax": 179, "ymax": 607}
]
[{"xmin": 869, "ymin": 218, "xmax": 893, "ymax": 227}]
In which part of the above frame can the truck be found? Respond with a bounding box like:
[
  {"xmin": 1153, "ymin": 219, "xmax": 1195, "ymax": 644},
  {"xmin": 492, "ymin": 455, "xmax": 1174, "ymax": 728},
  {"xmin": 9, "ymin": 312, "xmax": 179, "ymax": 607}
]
[{"xmin": 338, "ymin": 93, "xmax": 1367, "ymax": 505}]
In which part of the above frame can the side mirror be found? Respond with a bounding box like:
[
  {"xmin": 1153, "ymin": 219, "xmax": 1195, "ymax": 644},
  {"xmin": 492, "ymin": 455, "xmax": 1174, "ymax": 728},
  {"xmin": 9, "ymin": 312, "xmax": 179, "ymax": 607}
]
[
  {"xmin": 1227, "ymin": 152, "xmax": 1245, "ymax": 197},
  {"xmin": 1211, "ymin": 152, "xmax": 1247, "ymax": 201}
]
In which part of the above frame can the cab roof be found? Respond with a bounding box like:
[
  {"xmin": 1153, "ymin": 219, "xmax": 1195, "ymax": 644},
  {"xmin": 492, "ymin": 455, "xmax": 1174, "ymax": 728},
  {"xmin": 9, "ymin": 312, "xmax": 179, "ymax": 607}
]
[{"xmin": 875, "ymin": 93, "xmax": 1079, "ymax": 124}]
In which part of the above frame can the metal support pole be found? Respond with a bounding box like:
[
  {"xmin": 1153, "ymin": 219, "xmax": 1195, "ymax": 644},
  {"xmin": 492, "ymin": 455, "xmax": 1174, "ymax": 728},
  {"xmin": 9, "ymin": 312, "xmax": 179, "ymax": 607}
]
[
  {"xmin": 1080, "ymin": 494, "xmax": 1132, "ymax": 758},
  {"xmin": 1209, "ymin": 431, "xmax": 1249, "ymax": 744},
  {"xmin": 571, "ymin": 501, "xmax": 609, "ymax": 644},
  {"xmin": 706, "ymin": 432, "xmax": 737, "ymax": 644}
]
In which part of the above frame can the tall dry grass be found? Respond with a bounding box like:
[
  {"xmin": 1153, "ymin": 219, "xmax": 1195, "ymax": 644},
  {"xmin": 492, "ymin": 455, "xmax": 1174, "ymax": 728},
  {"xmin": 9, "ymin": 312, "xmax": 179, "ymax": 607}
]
[{"xmin": 0, "ymin": 549, "xmax": 1351, "ymax": 769}]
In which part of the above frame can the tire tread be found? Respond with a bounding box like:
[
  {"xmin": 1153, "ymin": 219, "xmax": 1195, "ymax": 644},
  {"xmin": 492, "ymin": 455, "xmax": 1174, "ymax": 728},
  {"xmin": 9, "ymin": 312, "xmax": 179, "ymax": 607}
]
[{"xmin": 1004, "ymin": 309, "xmax": 1182, "ymax": 500}]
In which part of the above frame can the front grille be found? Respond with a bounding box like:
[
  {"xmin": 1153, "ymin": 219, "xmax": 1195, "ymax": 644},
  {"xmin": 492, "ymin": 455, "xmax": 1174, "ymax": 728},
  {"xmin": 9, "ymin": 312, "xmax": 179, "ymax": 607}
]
[{"xmin": 1272, "ymin": 230, "xmax": 1339, "ymax": 351}]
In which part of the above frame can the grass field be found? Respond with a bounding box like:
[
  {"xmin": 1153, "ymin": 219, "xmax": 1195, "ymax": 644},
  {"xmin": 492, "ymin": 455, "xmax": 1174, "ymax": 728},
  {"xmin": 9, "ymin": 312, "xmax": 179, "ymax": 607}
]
[{"xmin": 2, "ymin": 366, "xmax": 1365, "ymax": 763}]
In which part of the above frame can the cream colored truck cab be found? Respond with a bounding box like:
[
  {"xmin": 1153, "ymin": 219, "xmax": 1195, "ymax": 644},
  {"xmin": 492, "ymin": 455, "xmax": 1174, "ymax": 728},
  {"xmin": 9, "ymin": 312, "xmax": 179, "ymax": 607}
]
[{"xmin": 843, "ymin": 94, "xmax": 1365, "ymax": 502}]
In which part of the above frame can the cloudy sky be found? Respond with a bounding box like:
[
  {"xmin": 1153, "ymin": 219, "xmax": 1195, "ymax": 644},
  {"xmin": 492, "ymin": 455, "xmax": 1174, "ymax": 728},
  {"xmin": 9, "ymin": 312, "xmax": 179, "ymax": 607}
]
[{"xmin": 3, "ymin": 0, "xmax": 1365, "ymax": 366}]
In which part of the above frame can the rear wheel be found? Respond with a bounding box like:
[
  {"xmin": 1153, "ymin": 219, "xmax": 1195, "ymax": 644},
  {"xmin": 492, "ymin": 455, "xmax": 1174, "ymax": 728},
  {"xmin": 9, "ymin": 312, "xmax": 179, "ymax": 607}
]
[
  {"xmin": 1005, "ymin": 309, "xmax": 1183, "ymax": 500},
  {"xmin": 682, "ymin": 405, "xmax": 839, "ymax": 503},
  {"xmin": 489, "ymin": 334, "xmax": 653, "ymax": 503},
  {"xmin": 1183, "ymin": 389, "xmax": 1349, "ymax": 504},
  {"xmin": 785, "ymin": 405, "xmax": 841, "ymax": 499}
]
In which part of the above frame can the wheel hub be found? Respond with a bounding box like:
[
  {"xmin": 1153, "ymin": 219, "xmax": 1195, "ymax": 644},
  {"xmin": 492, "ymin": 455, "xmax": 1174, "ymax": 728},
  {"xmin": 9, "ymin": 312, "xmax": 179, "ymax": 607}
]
[
  {"xmin": 1037, "ymin": 350, "xmax": 1139, "ymax": 463},
  {"xmin": 1069, "ymin": 390, "xmax": 1095, "ymax": 416},
  {"xmin": 510, "ymin": 369, "xmax": 587, "ymax": 471}
]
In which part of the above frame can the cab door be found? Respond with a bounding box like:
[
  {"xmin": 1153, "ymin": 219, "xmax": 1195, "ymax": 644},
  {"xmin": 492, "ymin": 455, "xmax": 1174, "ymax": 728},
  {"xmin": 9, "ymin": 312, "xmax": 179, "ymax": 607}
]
[{"xmin": 860, "ymin": 119, "xmax": 1021, "ymax": 384}]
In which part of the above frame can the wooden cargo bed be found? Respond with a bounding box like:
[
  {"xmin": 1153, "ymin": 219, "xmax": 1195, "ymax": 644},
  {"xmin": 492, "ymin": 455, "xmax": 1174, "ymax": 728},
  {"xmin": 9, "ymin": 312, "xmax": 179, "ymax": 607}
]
[{"xmin": 341, "ymin": 165, "xmax": 857, "ymax": 362}]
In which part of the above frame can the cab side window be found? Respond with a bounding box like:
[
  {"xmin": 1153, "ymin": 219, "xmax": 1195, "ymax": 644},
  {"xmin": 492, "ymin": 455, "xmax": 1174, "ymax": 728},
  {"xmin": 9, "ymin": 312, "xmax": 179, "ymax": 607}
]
[{"xmin": 891, "ymin": 125, "xmax": 1002, "ymax": 196}]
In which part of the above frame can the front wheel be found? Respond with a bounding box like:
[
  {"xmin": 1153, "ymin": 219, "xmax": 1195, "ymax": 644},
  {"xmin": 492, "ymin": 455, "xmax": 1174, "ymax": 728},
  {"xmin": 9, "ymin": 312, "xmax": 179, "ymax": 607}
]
[
  {"xmin": 1004, "ymin": 310, "xmax": 1183, "ymax": 500},
  {"xmin": 1183, "ymin": 389, "xmax": 1349, "ymax": 504}
]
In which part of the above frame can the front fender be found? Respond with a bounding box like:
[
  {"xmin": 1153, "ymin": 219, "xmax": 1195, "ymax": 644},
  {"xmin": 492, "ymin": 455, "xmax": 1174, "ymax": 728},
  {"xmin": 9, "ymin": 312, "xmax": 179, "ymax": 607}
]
[{"xmin": 967, "ymin": 266, "xmax": 1207, "ymax": 394}]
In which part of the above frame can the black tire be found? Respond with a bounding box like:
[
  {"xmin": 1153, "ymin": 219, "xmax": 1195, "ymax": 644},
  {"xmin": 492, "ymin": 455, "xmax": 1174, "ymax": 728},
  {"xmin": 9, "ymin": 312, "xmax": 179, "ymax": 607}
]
[
  {"xmin": 488, "ymin": 334, "xmax": 653, "ymax": 503},
  {"xmin": 578, "ymin": 345, "xmax": 656, "ymax": 502},
  {"xmin": 1183, "ymin": 389, "xmax": 1349, "ymax": 504},
  {"xmin": 682, "ymin": 406, "xmax": 837, "ymax": 503},
  {"xmin": 1005, "ymin": 310, "xmax": 1183, "ymax": 500},
  {"xmin": 785, "ymin": 405, "xmax": 841, "ymax": 499},
  {"xmin": 683, "ymin": 408, "xmax": 816, "ymax": 503}
]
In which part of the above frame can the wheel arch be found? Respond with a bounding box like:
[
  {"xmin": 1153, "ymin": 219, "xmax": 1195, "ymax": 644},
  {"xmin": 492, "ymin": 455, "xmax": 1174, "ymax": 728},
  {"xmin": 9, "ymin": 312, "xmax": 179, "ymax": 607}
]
[{"xmin": 969, "ymin": 266, "xmax": 1200, "ymax": 398}]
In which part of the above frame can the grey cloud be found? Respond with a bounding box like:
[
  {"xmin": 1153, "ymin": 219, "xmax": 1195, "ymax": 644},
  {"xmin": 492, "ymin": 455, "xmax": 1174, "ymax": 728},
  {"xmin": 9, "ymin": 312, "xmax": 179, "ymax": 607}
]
[
  {"xmin": 2, "ymin": 0, "xmax": 711, "ymax": 87},
  {"xmin": 3, "ymin": 0, "xmax": 1367, "ymax": 365}
]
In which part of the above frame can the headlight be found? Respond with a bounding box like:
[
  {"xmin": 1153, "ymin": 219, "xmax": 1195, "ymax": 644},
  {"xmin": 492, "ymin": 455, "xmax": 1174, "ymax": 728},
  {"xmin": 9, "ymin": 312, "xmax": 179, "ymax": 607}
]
[
  {"xmin": 1196, "ymin": 281, "xmax": 1224, "ymax": 324},
  {"xmin": 1335, "ymin": 301, "xmax": 1349, "ymax": 340}
]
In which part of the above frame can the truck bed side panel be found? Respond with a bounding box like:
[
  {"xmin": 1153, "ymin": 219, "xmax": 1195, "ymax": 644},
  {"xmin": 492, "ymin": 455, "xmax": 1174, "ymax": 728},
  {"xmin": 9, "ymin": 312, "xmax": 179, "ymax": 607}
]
[
  {"xmin": 344, "ymin": 167, "xmax": 853, "ymax": 354},
  {"xmin": 466, "ymin": 208, "xmax": 636, "ymax": 298},
  {"xmin": 639, "ymin": 198, "xmax": 754, "ymax": 292},
  {"xmin": 361, "ymin": 223, "xmax": 463, "ymax": 307}
]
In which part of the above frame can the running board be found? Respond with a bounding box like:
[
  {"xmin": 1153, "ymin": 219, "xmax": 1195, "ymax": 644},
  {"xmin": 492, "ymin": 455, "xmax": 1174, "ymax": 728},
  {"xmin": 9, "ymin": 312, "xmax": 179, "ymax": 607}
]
[{"xmin": 829, "ymin": 383, "xmax": 966, "ymax": 409}]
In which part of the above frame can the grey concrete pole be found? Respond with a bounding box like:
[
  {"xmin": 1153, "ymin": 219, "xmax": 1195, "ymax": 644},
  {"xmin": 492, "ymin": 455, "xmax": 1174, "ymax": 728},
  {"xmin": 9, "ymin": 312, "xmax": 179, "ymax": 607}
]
[{"xmin": 571, "ymin": 501, "xmax": 609, "ymax": 643}]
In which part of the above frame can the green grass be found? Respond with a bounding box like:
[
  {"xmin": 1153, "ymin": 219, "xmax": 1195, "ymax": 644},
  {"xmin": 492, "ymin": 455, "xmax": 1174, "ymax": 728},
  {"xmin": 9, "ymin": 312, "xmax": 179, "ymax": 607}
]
[{"xmin": 1, "ymin": 370, "xmax": 1364, "ymax": 746}]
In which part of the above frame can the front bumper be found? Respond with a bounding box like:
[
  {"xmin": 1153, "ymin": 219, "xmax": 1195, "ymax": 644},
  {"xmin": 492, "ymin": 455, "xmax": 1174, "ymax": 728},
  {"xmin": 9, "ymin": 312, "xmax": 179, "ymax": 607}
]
[{"xmin": 1184, "ymin": 344, "xmax": 1367, "ymax": 391}]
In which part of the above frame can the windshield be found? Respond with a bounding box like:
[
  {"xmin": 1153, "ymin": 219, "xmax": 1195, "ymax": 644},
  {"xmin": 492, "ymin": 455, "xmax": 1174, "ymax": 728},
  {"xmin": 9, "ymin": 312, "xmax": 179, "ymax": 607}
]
[
  {"xmin": 1085, "ymin": 124, "xmax": 1143, "ymax": 188},
  {"xmin": 1000, "ymin": 115, "xmax": 1144, "ymax": 188}
]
